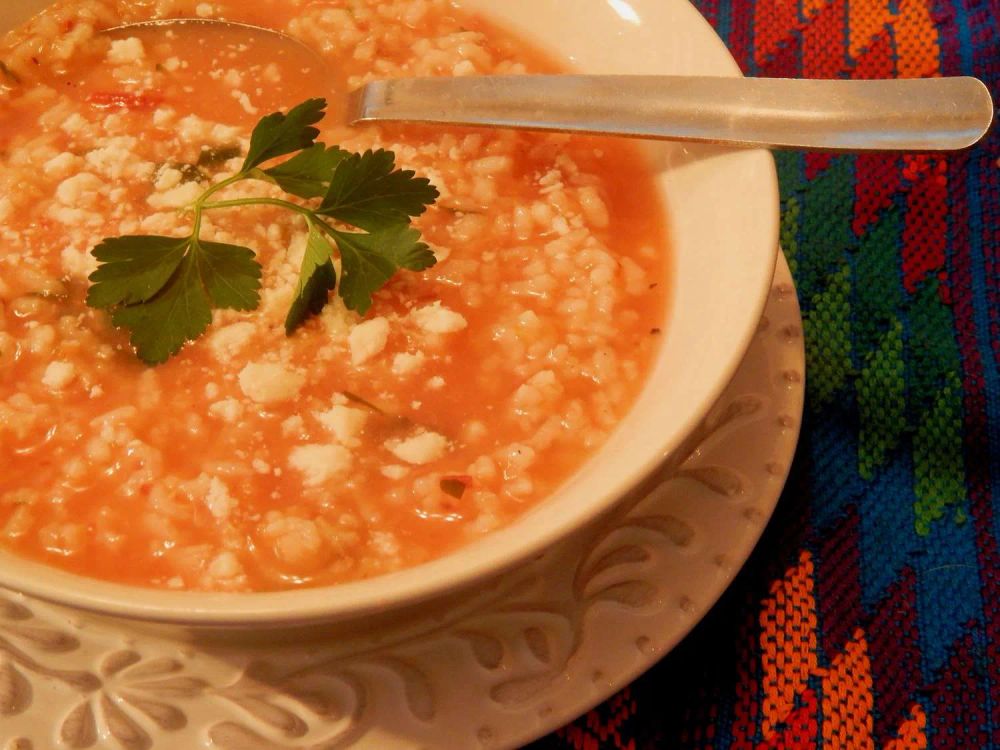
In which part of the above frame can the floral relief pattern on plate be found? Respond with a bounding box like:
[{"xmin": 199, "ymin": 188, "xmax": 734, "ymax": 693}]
[{"xmin": 0, "ymin": 253, "xmax": 802, "ymax": 750}]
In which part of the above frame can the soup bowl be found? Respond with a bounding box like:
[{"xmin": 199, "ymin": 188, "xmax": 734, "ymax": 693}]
[{"xmin": 0, "ymin": 0, "xmax": 779, "ymax": 634}]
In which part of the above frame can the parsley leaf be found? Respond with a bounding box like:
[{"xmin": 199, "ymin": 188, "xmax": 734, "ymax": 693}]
[
  {"xmin": 87, "ymin": 100, "xmax": 439, "ymax": 365},
  {"xmin": 285, "ymin": 225, "xmax": 337, "ymax": 334},
  {"xmin": 110, "ymin": 253, "xmax": 213, "ymax": 364},
  {"xmin": 87, "ymin": 236, "xmax": 188, "ymax": 308},
  {"xmin": 263, "ymin": 144, "xmax": 348, "ymax": 199},
  {"xmin": 193, "ymin": 239, "xmax": 263, "ymax": 311},
  {"xmin": 333, "ymin": 224, "xmax": 436, "ymax": 314},
  {"xmin": 89, "ymin": 236, "xmax": 261, "ymax": 364},
  {"xmin": 320, "ymin": 149, "xmax": 439, "ymax": 232},
  {"xmin": 241, "ymin": 98, "xmax": 326, "ymax": 171}
]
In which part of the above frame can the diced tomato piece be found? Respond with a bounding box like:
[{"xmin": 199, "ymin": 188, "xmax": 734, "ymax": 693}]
[{"xmin": 86, "ymin": 91, "xmax": 164, "ymax": 111}]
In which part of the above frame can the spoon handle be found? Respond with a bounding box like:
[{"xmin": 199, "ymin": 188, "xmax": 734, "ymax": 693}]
[{"xmin": 349, "ymin": 75, "xmax": 993, "ymax": 151}]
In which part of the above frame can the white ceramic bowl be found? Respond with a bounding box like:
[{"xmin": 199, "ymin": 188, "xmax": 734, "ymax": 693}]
[{"xmin": 0, "ymin": 0, "xmax": 778, "ymax": 631}]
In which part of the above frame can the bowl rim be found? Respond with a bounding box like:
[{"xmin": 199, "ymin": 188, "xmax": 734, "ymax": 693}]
[{"xmin": 0, "ymin": 0, "xmax": 780, "ymax": 626}]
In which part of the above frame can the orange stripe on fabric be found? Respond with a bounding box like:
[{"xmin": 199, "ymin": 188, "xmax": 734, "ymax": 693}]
[
  {"xmin": 848, "ymin": 0, "xmax": 893, "ymax": 59},
  {"xmin": 895, "ymin": 0, "xmax": 941, "ymax": 77},
  {"xmin": 760, "ymin": 551, "xmax": 818, "ymax": 738},
  {"xmin": 819, "ymin": 629, "xmax": 875, "ymax": 750},
  {"xmin": 802, "ymin": 0, "xmax": 828, "ymax": 22}
]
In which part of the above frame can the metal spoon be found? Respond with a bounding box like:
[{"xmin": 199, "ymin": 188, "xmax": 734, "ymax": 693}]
[{"xmin": 108, "ymin": 18, "xmax": 994, "ymax": 151}]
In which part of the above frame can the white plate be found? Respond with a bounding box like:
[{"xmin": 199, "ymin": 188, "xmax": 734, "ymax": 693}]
[{"xmin": 0, "ymin": 253, "xmax": 802, "ymax": 750}]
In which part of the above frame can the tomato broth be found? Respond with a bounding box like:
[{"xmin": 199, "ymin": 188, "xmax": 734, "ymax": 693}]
[{"xmin": 0, "ymin": 0, "xmax": 668, "ymax": 591}]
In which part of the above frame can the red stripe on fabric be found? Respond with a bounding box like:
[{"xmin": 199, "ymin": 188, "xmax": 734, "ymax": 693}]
[
  {"xmin": 852, "ymin": 154, "xmax": 899, "ymax": 236},
  {"xmin": 902, "ymin": 158, "xmax": 949, "ymax": 293},
  {"xmin": 815, "ymin": 506, "xmax": 863, "ymax": 657},
  {"xmin": 868, "ymin": 567, "xmax": 923, "ymax": 746},
  {"xmin": 927, "ymin": 633, "xmax": 990, "ymax": 749},
  {"xmin": 851, "ymin": 27, "xmax": 895, "ymax": 78},
  {"xmin": 728, "ymin": 0, "xmax": 756, "ymax": 72},
  {"xmin": 754, "ymin": 0, "xmax": 799, "ymax": 66},
  {"xmin": 756, "ymin": 30, "xmax": 800, "ymax": 77},
  {"xmin": 731, "ymin": 590, "xmax": 766, "ymax": 750},
  {"xmin": 849, "ymin": 31, "xmax": 898, "ymax": 234},
  {"xmin": 804, "ymin": 153, "xmax": 833, "ymax": 180},
  {"xmin": 803, "ymin": 0, "xmax": 846, "ymax": 77}
]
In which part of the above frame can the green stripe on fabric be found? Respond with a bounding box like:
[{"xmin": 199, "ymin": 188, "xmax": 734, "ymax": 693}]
[
  {"xmin": 853, "ymin": 207, "xmax": 903, "ymax": 356},
  {"xmin": 780, "ymin": 195, "xmax": 801, "ymax": 278},
  {"xmin": 913, "ymin": 372, "xmax": 967, "ymax": 536},
  {"xmin": 908, "ymin": 280, "xmax": 962, "ymax": 405},
  {"xmin": 798, "ymin": 156, "xmax": 854, "ymax": 300},
  {"xmin": 858, "ymin": 318, "xmax": 906, "ymax": 479},
  {"xmin": 803, "ymin": 261, "xmax": 853, "ymax": 408}
]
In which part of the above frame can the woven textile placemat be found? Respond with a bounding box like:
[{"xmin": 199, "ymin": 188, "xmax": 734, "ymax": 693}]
[{"xmin": 532, "ymin": 0, "xmax": 999, "ymax": 747}]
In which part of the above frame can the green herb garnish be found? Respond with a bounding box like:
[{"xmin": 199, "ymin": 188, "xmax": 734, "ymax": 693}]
[{"xmin": 86, "ymin": 98, "xmax": 439, "ymax": 364}]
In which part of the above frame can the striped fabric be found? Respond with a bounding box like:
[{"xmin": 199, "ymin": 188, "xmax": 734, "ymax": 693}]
[{"xmin": 531, "ymin": 0, "xmax": 1000, "ymax": 747}]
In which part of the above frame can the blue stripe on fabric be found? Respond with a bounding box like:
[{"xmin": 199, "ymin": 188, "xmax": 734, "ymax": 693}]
[
  {"xmin": 915, "ymin": 497, "xmax": 984, "ymax": 679},
  {"xmin": 857, "ymin": 452, "xmax": 920, "ymax": 609}
]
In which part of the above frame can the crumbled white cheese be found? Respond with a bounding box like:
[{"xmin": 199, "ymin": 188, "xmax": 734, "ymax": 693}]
[
  {"xmin": 369, "ymin": 531, "xmax": 400, "ymax": 556},
  {"xmin": 207, "ymin": 551, "xmax": 242, "ymax": 579},
  {"xmin": 147, "ymin": 182, "xmax": 202, "ymax": 210},
  {"xmin": 315, "ymin": 404, "xmax": 367, "ymax": 446},
  {"xmin": 426, "ymin": 376, "xmax": 445, "ymax": 390},
  {"xmin": 42, "ymin": 362, "xmax": 76, "ymax": 390},
  {"xmin": 26, "ymin": 325, "xmax": 56, "ymax": 354},
  {"xmin": 177, "ymin": 115, "xmax": 212, "ymax": 142},
  {"xmin": 210, "ymin": 123, "xmax": 241, "ymax": 142},
  {"xmin": 349, "ymin": 317, "xmax": 390, "ymax": 365},
  {"xmin": 56, "ymin": 172, "xmax": 103, "ymax": 206},
  {"xmin": 47, "ymin": 205, "xmax": 101, "ymax": 227},
  {"xmin": 392, "ymin": 351, "xmax": 425, "ymax": 376},
  {"xmin": 385, "ymin": 431, "xmax": 449, "ymax": 465},
  {"xmin": 154, "ymin": 166, "xmax": 183, "ymax": 192},
  {"xmin": 60, "ymin": 114, "xmax": 87, "ymax": 135},
  {"xmin": 288, "ymin": 444, "xmax": 352, "ymax": 486},
  {"xmin": 410, "ymin": 302, "xmax": 468, "ymax": 334},
  {"xmin": 281, "ymin": 415, "xmax": 305, "ymax": 437},
  {"xmin": 195, "ymin": 3, "xmax": 215, "ymax": 18},
  {"xmin": 512, "ymin": 369, "xmax": 563, "ymax": 410},
  {"xmin": 60, "ymin": 245, "xmax": 98, "ymax": 279},
  {"xmin": 86, "ymin": 137, "xmax": 150, "ymax": 180},
  {"xmin": 204, "ymin": 477, "xmax": 236, "ymax": 520},
  {"xmin": 238, "ymin": 362, "xmax": 305, "ymax": 404},
  {"xmin": 107, "ymin": 37, "xmax": 145, "ymax": 65},
  {"xmin": 381, "ymin": 464, "xmax": 410, "ymax": 480},
  {"xmin": 231, "ymin": 90, "xmax": 258, "ymax": 115},
  {"xmin": 208, "ymin": 399, "xmax": 243, "ymax": 422},
  {"xmin": 209, "ymin": 322, "xmax": 256, "ymax": 362},
  {"xmin": 43, "ymin": 152, "xmax": 83, "ymax": 179},
  {"xmin": 153, "ymin": 106, "xmax": 176, "ymax": 126}
]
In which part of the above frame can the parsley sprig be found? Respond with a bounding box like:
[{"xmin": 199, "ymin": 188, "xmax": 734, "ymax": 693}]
[{"xmin": 86, "ymin": 99, "xmax": 439, "ymax": 364}]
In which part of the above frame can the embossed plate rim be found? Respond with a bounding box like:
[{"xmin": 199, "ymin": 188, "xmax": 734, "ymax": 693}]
[{"xmin": 1, "ymin": 252, "xmax": 802, "ymax": 750}]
